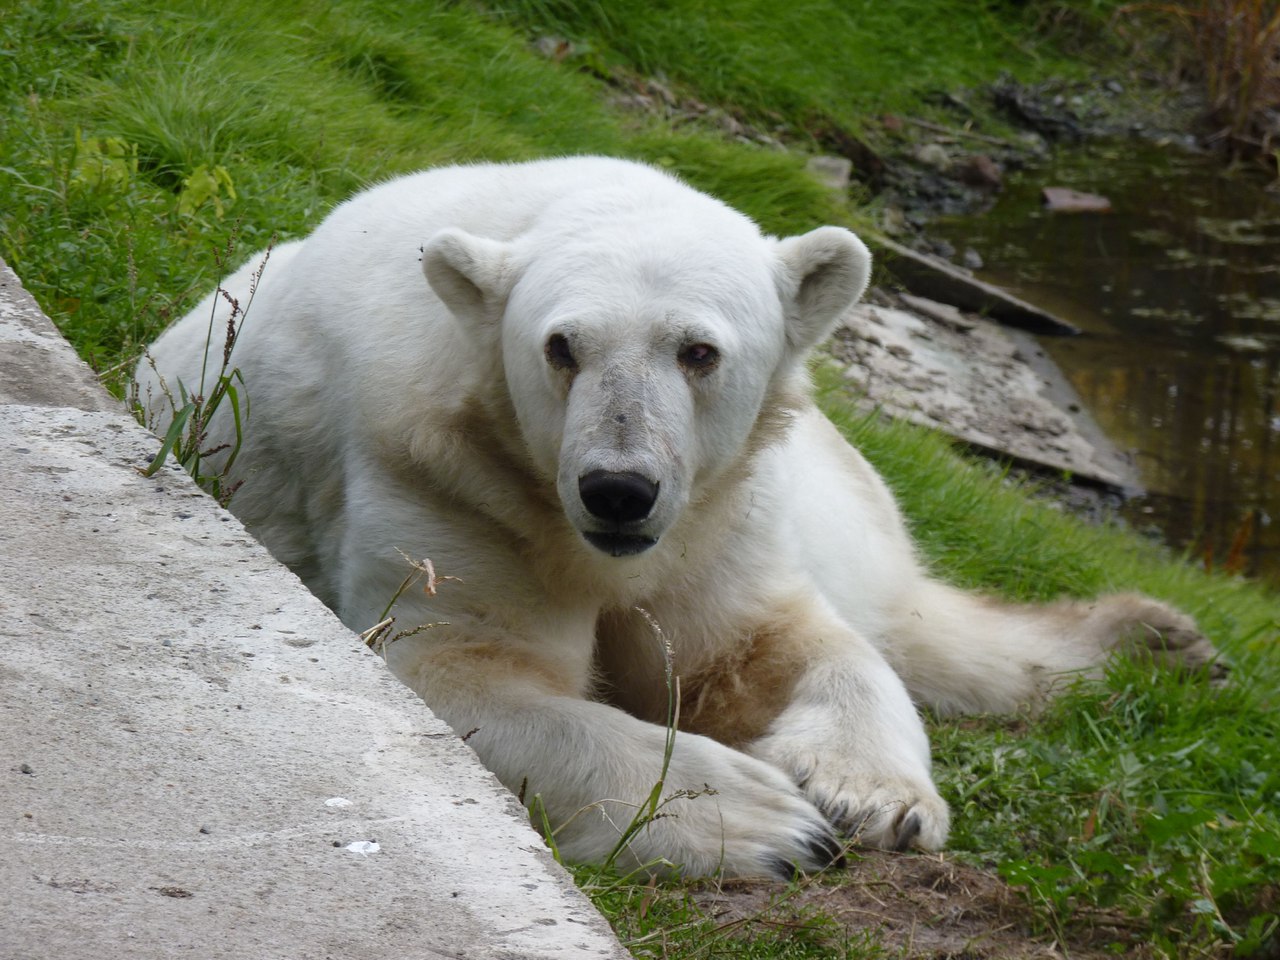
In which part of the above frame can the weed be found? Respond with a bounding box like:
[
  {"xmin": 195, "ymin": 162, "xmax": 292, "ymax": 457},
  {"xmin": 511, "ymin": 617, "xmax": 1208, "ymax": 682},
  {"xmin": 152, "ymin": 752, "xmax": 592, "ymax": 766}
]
[
  {"xmin": 537, "ymin": 607, "xmax": 708, "ymax": 884},
  {"xmin": 360, "ymin": 553, "xmax": 458, "ymax": 654},
  {"xmin": 1185, "ymin": 0, "xmax": 1280, "ymax": 150},
  {"xmin": 599, "ymin": 607, "xmax": 685, "ymax": 876},
  {"xmin": 1126, "ymin": 0, "xmax": 1280, "ymax": 152},
  {"xmin": 132, "ymin": 240, "xmax": 272, "ymax": 505}
]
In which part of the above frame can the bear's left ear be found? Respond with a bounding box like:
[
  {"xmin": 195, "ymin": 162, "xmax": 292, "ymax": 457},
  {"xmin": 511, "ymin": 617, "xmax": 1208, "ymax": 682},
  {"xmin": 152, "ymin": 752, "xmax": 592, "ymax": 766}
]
[
  {"xmin": 774, "ymin": 226, "xmax": 872, "ymax": 354},
  {"xmin": 422, "ymin": 228, "xmax": 516, "ymax": 329}
]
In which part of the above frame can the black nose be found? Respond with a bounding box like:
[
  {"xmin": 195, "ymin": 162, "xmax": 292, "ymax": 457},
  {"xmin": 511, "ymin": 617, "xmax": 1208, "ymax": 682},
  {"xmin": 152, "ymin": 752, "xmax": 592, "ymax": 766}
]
[{"xmin": 579, "ymin": 470, "xmax": 659, "ymax": 524}]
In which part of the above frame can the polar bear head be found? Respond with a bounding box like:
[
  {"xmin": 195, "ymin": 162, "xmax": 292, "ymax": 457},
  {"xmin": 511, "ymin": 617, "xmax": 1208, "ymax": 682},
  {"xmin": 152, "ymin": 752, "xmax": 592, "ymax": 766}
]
[{"xmin": 421, "ymin": 175, "xmax": 870, "ymax": 559}]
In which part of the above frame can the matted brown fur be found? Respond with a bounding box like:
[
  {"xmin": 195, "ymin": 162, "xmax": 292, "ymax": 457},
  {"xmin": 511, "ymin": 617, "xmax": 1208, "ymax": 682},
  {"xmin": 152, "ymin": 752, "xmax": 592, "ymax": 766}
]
[
  {"xmin": 679, "ymin": 595, "xmax": 824, "ymax": 748},
  {"xmin": 391, "ymin": 364, "xmax": 812, "ymax": 608},
  {"xmin": 428, "ymin": 386, "xmax": 565, "ymax": 532},
  {"xmin": 385, "ymin": 361, "xmax": 829, "ymax": 737}
]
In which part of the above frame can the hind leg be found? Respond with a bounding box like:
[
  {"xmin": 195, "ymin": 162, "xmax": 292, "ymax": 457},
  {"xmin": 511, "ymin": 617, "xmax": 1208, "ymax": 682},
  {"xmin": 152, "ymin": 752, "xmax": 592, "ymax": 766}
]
[
  {"xmin": 881, "ymin": 581, "xmax": 1226, "ymax": 716},
  {"xmin": 779, "ymin": 407, "xmax": 1225, "ymax": 716}
]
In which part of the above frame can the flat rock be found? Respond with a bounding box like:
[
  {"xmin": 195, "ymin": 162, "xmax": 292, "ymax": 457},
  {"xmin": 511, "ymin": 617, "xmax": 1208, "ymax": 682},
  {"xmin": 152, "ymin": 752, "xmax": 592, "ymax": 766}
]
[
  {"xmin": 831, "ymin": 291, "xmax": 1139, "ymax": 490},
  {"xmin": 897, "ymin": 292, "xmax": 977, "ymax": 332},
  {"xmin": 1042, "ymin": 186, "xmax": 1112, "ymax": 213},
  {"xmin": 806, "ymin": 154, "xmax": 853, "ymax": 192},
  {"xmin": 874, "ymin": 236, "xmax": 1081, "ymax": 336}
]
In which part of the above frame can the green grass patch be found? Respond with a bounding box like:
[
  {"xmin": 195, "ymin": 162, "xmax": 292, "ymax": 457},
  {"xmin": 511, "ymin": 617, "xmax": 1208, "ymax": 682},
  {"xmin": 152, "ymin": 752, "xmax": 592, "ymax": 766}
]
[
  {"xmin": 0, "ymin": 0, "xmax": 856, "ymax": 368},
  {"xmin": 1, "ymin": 0, "xmax": 632, "ymax": 364},
  {"xmin": 3, "ymin": 0, "xmax": 1278, "ymax": 956},
  {"xmin": 481, "ymin": 0, "xmax": 1122, "ymax": 138}
]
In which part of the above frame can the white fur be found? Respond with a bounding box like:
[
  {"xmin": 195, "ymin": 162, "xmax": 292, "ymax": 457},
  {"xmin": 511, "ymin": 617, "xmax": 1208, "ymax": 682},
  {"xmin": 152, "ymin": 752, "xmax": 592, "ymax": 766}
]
[{"xmin": 137, "ymin": 157, "xmax": 1220, "ymax": 878}]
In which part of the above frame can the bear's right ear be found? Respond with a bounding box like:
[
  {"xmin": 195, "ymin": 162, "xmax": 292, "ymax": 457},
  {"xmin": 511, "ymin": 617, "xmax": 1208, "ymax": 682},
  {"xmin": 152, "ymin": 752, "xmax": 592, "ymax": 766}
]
[{"xmin": 422, "ymin": 228, "xmax": 515, "ymax": 329}]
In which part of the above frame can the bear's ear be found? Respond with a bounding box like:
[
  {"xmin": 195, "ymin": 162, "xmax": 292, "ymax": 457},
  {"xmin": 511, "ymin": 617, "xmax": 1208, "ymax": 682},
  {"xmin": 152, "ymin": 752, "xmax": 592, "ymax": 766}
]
[
  {"xmin": 422, "ymin": 228, "xmax": 515, "ymax": 328},
  {"xmin": 774, "ymin": 226, "xmax": 872, "ymax": 354}
]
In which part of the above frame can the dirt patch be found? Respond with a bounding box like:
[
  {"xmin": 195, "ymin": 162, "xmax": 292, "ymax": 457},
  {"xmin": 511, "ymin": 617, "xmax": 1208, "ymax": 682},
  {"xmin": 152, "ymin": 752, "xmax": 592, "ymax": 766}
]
[{"xmin": 691, "ymin": 850, "xmax": 1139, "ymax": 959}]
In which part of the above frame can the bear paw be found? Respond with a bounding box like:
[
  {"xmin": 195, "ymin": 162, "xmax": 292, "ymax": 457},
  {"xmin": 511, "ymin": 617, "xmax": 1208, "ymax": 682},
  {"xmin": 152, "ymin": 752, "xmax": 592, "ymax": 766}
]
[
  {"xmin": 748, "ymin": 739, "xmax": 951, "ymax": 853},
  {"xmin": 553, "ymin": 729, "xmax": 845, "ymax": 879},
  {"xmin": 806, "ymin": 773, "xmax": 951, "ymax": 852},
  {"xmin": 1102, "ymin": 594, "xmax": 1228, "ymax": 681}
]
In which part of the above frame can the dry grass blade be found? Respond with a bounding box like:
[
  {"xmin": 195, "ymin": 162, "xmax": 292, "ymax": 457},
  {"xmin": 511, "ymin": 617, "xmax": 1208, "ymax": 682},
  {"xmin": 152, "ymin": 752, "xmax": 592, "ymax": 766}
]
[{"xmin": 1124, "ymin": 0, "xmax": 1280, "ymax": 152}]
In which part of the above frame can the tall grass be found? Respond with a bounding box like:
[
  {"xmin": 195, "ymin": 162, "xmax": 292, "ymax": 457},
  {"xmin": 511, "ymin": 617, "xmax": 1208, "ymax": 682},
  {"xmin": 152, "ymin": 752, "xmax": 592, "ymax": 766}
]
[
  {"xmin": 1130, "ymin": 0, "xmax": 1280, "ymax": 151},
  {"xmin": 0, "ymin": 0, "xmax": 859, "ymax": 369},
  {"xmin": 1185, "ymin": 0, "xmax": 1280, "ymax": 148}
]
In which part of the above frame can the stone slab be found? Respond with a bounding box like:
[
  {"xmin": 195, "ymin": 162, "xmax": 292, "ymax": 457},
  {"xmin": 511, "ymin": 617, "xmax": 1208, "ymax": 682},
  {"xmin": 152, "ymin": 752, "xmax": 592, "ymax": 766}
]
[
  {"xmin": 0, "ymin": 257, "xmax": 628, "ymax": 960},
  {"xmin": 831, "ymin": 292, "xmax": 1139, "ymax": 491},
  {"xmin": 874, "ymin": 235, "xmax": 1082, "ymax": 337}
]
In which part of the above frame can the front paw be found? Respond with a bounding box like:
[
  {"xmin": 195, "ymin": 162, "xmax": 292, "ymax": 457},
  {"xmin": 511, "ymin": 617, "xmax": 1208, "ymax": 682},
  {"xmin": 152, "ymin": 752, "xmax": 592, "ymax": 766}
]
[
  {"xmin": 554, "ymin": 730, "xmax": 845, "ymax": 879},
  {"xmin": 749, "ymin": 736, "xmax": 950, "ymax": 853}
]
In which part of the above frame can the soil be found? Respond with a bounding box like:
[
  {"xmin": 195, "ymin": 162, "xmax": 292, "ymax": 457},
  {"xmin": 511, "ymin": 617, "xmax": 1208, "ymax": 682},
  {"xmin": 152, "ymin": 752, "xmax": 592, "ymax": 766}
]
[{"xmin": 690, "ymin": 850, "xmax": 1146, "ymax": 959}]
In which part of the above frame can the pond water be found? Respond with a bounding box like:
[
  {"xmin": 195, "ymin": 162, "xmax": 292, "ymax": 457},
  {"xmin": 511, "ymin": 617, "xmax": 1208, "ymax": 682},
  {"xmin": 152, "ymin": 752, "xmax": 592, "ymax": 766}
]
[{"xmin": 932, "ymin": 142, "xmax": 1280, "ymax": 585}]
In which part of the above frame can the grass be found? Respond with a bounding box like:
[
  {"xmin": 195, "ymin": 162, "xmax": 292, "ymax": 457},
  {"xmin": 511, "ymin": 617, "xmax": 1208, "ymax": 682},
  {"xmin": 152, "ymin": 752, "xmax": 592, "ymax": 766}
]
[
  {"xmin": 2, "ymin": 0, "xmax": 1278, "ymax": 956},
  {"xmin": 0, "ymin": 0, "xmax": 854, "ymax": 370},
  {"xmin": 482, "ymin": 0, "xmax": 1108, "ymax": 140},
  {"xmin": 0, "ymin": 0, "xmax": 613, "ymax": 364}
]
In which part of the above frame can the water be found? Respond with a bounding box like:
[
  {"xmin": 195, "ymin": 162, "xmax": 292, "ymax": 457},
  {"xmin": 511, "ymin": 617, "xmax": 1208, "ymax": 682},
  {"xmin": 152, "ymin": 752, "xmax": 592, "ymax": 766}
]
[{"xmin": 933, "ymin": 142, "xmax": 1280, "ymax": 584}]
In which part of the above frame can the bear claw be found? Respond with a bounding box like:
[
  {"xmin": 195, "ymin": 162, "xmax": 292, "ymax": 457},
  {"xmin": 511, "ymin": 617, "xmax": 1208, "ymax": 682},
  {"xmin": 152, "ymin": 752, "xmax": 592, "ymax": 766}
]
[
  {"xmin": 807, "ymin": 829, "xmax": 847, "ymax": 870},
  {"xmin": 892, "ymin": 811, "xmax": 922, "ymax": 852}
]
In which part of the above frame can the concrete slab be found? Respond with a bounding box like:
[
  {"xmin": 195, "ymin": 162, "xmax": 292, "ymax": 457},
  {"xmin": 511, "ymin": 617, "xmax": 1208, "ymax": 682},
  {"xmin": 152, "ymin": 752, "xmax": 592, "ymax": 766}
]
[
  {"xmin": 0, "ymin": 257, "xmax": 628, "ymax": 960},
  {"xmin": 0, "ymin": 262, "xmax": 117, "ymax": 413}
]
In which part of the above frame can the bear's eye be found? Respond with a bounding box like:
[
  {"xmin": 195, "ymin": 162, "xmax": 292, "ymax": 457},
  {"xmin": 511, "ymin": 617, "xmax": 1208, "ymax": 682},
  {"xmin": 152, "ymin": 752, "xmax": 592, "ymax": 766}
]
[
  {"xmin": 678, "ymin": 343, "xmax": 720, "ymax": 374},
  {"xmin": 545, "ymin": 333, "xmax": 577, "ymax": 372}
]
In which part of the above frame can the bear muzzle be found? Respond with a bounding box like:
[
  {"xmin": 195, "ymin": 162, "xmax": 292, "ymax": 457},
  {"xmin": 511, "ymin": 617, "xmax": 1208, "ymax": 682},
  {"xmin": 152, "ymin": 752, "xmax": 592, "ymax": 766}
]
[{"xmin": 578, "ymin": 470, "xmax": 660, "ymax": 557}]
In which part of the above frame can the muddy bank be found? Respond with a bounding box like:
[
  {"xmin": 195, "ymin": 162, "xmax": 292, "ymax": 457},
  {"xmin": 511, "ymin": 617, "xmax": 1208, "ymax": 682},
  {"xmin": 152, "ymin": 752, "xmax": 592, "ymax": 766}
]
[
  {"xmin": 815, "ymin": 78, "xmax": 1204, "ymax": 499},
  {"xmin": 872, "ymin": 75, "xmax": 1211, "ymax": 235},
  {"xmin": 925, "ymin": 137, "xmax": 1280, "ymax": 580},
  {"xmin": 838, "ymin": 75, "xmax": 1280, "ymax": 575}
]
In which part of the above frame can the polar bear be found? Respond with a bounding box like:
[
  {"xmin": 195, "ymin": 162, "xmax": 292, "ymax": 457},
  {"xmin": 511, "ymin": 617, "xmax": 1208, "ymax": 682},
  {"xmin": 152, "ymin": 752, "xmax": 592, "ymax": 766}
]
[{"xmin": 137, "ymin": 157, "xmax": 1220, "ymax": 878}]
